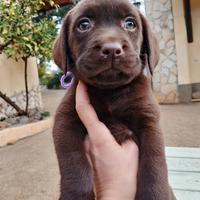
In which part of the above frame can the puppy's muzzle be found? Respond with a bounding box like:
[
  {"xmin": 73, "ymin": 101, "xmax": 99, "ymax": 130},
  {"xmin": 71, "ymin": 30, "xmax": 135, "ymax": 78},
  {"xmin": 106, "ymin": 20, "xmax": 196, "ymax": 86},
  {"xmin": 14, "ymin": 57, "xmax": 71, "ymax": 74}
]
[
  {"xmin": 100, "ymin": 42, "xmax": 125, "ymax": 59},
  {"xmin": 93, "ymin": 41, "xmax": 129, "ymax": 61}
]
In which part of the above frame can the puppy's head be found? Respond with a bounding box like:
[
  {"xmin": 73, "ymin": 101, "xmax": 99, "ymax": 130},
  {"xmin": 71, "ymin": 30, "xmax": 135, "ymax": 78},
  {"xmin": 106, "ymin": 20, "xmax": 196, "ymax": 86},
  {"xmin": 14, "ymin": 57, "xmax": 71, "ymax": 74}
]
[{"xmin": 53, "ymin": 0, "xmax": 159, "ymax": 89}]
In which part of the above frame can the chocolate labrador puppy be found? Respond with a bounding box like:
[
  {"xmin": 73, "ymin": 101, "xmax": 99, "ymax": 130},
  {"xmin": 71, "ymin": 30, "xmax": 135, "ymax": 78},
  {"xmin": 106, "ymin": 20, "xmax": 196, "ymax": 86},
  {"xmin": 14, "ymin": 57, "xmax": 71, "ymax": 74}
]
[{"xmin": 53, "ymin": 0, "xmax": 176, "ymax": 199}]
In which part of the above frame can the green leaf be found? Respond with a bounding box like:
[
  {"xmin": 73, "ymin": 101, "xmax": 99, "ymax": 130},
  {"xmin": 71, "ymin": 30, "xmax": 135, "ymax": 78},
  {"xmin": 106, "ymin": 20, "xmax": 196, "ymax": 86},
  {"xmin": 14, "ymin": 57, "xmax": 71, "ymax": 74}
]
[{"xmin": 0, "ymin": 0, "xmax": 57, "ymax": 63}]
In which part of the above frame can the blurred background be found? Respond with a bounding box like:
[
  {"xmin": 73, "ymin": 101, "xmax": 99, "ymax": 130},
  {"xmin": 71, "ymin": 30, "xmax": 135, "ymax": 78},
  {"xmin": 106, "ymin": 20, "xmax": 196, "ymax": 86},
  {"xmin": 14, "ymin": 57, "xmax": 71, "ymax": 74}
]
[{"xmin": 0, "ymin": 0, "xmax": 200, "ymax": 200}]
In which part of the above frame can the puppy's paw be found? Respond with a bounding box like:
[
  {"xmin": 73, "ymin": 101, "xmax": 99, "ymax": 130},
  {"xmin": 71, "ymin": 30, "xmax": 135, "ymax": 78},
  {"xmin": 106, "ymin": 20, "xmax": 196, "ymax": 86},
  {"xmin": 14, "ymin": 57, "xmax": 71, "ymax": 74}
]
[{"xmin": 107, "ymin": 122, "xmax": 134, "ymax": 144}]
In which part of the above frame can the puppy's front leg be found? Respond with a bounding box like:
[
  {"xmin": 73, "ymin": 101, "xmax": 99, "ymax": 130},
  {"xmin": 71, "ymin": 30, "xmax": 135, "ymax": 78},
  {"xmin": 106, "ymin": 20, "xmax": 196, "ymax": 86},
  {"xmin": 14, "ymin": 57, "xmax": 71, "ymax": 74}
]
[
  {"xmin": 135, "ymin": 124, "xmax": 173, "ymax": 200},
  {"xmin": 53, "ymin": 111, "xmax": 95, "ymax": 200},
  {"xmin": 105, "ymin": 119, "xmax": 135, "ymax": 144}
]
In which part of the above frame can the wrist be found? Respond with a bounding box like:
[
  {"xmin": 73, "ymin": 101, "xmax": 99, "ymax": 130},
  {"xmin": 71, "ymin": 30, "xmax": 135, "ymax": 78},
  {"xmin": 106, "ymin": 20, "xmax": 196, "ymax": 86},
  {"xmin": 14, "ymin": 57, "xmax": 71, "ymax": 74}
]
[
  {"xmin": 100, "ymin": 198, "xmax": 122, "ymax": 200},
  {"xmin": 100, "ymin": 197, "xmax": 133, "ymax": 200},
  {"xmin": 97, "ymin": 184, "xmax": 136, "ymax": 200},
  {"xmin": 97, "ymin": 186, "xmax": 135, "ymax": 200},
  {"xmin": 99, "ymin": 193, "xmax": 134, "ymax": 200}
]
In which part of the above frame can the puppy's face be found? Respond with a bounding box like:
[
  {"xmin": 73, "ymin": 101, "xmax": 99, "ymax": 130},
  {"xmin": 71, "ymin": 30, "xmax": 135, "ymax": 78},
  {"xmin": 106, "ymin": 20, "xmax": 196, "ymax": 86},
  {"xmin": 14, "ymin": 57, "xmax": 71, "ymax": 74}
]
[{"xmin": 54, "ymin": 0, "xmax": 159, "ymax": 89}]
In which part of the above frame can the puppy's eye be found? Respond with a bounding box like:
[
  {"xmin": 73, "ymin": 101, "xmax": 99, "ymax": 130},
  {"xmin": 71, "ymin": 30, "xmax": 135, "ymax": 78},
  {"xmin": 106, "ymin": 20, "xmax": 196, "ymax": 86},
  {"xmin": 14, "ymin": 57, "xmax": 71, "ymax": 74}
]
[
  {"xmin": 77, "ymin": 18, "xmax": 92, "ymax": 32},
  {"xmin": 123, "ymin": 17, "xmax": 137, "ymax": 31}
]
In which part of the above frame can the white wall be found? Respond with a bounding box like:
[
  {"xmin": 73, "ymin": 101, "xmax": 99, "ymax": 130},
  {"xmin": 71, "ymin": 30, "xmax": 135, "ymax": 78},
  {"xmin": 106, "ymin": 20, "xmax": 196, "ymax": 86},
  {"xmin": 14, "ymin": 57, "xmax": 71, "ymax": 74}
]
[{"xmin": 0, "ymin": 54, "xmax": 39, "ymax": 96}]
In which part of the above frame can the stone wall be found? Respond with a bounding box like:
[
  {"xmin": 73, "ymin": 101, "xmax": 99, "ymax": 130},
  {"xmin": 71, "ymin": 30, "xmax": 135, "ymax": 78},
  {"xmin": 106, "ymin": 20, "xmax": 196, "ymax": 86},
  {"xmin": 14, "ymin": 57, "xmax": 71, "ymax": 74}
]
[
  {"xmin": 0, "ymin": 86, "xmax": 42, "ymax": 119},
  {"xmin": 145, "ymin": 0, "xmax": 179, "ymax": 103}
]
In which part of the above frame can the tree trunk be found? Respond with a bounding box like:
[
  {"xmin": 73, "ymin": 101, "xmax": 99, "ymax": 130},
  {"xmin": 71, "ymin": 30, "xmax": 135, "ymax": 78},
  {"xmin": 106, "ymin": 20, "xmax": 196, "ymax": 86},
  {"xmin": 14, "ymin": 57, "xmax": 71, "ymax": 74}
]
[
  {"xmin": 0, "ymin": 57, "xmax": 29, "ymax": 116},
  {"xmin": 0, "ymin": 91, "xmax": 26, "ymax": 116},
  {"xmin": 23, "ymin": 57, "xmax": 29, "ymax": 115}
]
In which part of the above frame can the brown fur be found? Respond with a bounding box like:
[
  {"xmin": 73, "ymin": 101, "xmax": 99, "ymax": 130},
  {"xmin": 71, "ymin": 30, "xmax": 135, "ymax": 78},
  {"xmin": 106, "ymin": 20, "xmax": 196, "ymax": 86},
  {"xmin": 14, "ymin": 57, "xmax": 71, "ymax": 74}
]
[{"xmin": 53, "ymin": 0, "xmax": 176, "ymax": 199}]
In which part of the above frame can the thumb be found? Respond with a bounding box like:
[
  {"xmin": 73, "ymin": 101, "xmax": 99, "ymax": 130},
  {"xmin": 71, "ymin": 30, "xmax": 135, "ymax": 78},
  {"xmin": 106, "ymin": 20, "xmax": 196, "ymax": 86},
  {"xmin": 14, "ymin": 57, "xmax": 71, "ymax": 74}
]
[{"xmin": 76, "ymin": 81, "xmax": 117, "ymax": 146}]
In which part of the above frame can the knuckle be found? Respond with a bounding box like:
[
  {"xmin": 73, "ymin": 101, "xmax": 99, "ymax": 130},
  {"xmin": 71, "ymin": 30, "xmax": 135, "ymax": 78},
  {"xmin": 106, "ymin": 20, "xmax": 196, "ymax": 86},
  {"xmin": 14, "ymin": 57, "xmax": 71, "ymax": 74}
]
[
  {"xmin": 130, "ymin": 142, "xmax": 139, "ymax": 154},
  {"xmin": 75, "ymin": 104, "xmax": 85, "ymax": 113},
  {"xmin": 90, "ymin": 136, "xmax": 107, "ymax": 149}
]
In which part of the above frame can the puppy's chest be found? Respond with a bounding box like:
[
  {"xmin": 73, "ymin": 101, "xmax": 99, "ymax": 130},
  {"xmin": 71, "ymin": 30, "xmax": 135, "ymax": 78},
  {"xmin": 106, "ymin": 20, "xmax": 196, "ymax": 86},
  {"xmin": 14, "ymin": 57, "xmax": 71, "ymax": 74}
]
[{"xmin": 93, "ymin": 97, "xmax": 140, "ymax": 144}]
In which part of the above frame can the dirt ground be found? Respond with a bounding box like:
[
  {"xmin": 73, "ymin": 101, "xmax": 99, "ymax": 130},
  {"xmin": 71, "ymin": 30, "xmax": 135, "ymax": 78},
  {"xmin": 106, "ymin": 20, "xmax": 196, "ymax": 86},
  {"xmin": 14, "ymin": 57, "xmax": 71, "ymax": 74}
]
[
  {"xmin": 160, "ymin": 102, "xmax": 200, "ymax": 147},
  {"xmin": 0, "ymin": 89, "xmax": 199, "ymax": 200}
]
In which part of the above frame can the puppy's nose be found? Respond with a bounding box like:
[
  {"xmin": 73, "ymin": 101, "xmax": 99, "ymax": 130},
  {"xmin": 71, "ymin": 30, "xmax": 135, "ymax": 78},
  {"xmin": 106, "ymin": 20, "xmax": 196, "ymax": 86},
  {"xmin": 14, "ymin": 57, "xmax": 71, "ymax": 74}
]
[{"xmin": 101, "ymin": 42, "xmax": 124, "ymax": 58}]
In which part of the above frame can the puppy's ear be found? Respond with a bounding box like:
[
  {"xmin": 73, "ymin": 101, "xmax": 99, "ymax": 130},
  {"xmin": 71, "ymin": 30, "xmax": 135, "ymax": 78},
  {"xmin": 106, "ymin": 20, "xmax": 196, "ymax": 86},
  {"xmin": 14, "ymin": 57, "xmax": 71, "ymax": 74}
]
[
  {"xmin": 53, "ymin": 11, "xmax": 74, "ymax": 72},
  {"xmin": 140, "ymin": 14, "xmax": 160, "ymax": 75}
]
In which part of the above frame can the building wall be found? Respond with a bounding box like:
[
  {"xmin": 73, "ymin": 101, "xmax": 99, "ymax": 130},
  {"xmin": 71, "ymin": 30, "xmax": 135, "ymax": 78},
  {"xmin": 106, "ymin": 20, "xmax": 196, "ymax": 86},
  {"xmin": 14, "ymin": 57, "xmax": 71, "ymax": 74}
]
[
  {"xmin": 145, "ymin": 0, "xmax": 179, "ymax": 103},
  {"xmin": 189, "ymin": 0, "xmax": 200, "ymax": 84},
  {"xmin": 172, "ymin": 0, "xmax": 200, "ymax": 101},
  {"xmin": 171, "ymin": 0, "xmax": 192, "ymax": 102},
  {"xmin": 145, "ymin": 0, "xmax": 200, "ymax": 103},
  {"xmin": 172, "ymin": 0, "xmax": 191, "ymax": 85},
  {"xmin": 0, "ymin": 54, "xmax": 42, "ymax": 119}
]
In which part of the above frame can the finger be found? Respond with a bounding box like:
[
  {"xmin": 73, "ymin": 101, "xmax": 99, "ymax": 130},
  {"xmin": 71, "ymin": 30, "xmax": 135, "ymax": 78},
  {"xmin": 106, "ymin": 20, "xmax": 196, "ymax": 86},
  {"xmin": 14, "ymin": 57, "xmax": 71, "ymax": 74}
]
[
  {"xmin": 84, "ymin": 136, "xmax": 94, "ymax": 169},
  {"xmin": 76, "ymin": 81, "xmax": 116, "ymax": 145},
  {"xmin": 122, "ymin": 140, "xmax": 139, "ymax": 155},
  {"xmin": 86, "ymin": 153, "xmax": 93, "ymax": 169},
  {"xmin": 122, "ymin": 140, "xmax": 139, "ymax": 172},
  {"xmin": 76, "ymin": 81, "xmax": 100, "ymax": 131},
  {"xmin": 84, "ymin": 136, "xmax": 90, "ymax": 154}
]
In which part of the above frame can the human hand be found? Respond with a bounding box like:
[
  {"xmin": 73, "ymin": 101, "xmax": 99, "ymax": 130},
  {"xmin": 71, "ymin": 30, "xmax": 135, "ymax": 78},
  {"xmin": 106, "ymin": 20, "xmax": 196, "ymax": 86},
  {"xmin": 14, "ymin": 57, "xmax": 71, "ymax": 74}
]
[{"xmin": 76, "ymin": 81, "xmax": 139, "ymax": 200}]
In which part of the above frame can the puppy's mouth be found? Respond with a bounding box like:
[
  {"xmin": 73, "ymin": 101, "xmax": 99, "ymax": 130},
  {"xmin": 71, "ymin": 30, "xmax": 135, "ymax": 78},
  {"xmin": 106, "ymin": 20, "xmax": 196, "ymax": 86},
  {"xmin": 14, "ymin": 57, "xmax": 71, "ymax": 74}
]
[
  {"xmin": 91, "ymin": 69, "xmax": 127, "ymax": 82},
  {"xmin": 76, "ymin": 51, "xmax": 141, "ymax": 89},
  {"xmin": 89, "ymin": 68, "xmax": 133, "ymax": 89}
]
